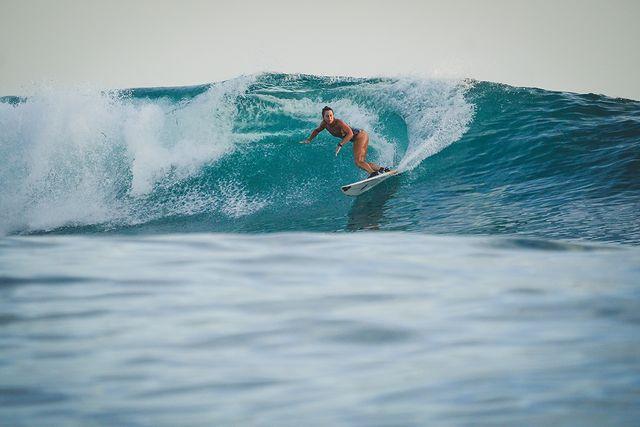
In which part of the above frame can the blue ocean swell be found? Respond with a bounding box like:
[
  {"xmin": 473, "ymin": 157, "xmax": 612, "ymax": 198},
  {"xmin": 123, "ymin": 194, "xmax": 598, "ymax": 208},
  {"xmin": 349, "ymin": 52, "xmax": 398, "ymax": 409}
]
[
  {"xmin": 0, "ymin": 73, "xmax": 638, "ymax": 243},
  {"xmin": 415, "ymin": 83, "xmax": 640, "ymax": 243}
]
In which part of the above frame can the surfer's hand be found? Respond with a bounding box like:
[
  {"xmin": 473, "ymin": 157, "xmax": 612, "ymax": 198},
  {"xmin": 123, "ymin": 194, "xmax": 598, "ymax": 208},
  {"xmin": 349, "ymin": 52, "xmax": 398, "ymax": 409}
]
[{"xmin": 335, "ymin": 144, "xmax": 342, "ymax": 156}]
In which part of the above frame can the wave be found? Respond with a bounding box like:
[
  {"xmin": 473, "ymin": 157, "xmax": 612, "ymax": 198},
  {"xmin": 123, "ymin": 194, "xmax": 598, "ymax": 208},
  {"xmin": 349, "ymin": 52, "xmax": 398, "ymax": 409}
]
[{"xmin": 1, "ymin": 73, "xmax": 639, "ymax": 244}]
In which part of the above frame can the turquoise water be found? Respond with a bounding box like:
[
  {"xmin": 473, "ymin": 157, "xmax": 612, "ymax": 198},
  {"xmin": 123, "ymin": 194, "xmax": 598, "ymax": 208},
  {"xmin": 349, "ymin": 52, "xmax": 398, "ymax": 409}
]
[
  {"xmin": 2, "ymin": 73, "xmax": 638, "ymax": 241},
  {"xmin": 1, "ymin": 73, "xmax": 639, "ymax": 425}
]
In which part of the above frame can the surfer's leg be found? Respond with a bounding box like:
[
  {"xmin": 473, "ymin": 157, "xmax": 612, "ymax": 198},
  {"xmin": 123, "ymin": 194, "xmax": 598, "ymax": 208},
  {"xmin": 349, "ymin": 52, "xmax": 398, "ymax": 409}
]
[
  {"xmin": 353, "ymin": 133, "xmax": 377, "ymax": 173},
  {"xmin": 355, "ymin": 152, "xmax": 376, "ymax": 173},
  {"xmin": 359, "ymin": 132, "xmax": 382, "ymax": 171}
]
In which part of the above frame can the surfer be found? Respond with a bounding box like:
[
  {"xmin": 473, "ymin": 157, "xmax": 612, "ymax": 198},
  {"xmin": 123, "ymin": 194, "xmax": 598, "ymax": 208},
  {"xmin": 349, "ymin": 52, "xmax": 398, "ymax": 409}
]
[{"xmin": 301, "ymin": 106, "xmax": 389, "ymax": 178}]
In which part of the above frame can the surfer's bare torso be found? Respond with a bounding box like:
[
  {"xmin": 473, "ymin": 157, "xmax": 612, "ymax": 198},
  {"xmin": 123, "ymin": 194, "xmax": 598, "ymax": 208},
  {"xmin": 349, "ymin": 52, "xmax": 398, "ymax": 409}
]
[{"xmin": 319, "ymin": 119, "xmax": 352, "ymax": 139}]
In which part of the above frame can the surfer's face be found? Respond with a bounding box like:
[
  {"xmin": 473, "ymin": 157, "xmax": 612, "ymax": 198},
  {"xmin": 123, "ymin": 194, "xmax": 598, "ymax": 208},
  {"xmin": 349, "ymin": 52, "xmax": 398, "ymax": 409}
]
[{"xmin": 323, "ymin": 110, "xmax": 334, "ymax": 124}]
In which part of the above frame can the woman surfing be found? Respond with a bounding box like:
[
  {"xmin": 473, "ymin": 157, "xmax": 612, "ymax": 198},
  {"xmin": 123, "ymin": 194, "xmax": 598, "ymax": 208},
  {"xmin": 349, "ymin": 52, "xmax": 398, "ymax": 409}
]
[{"xmin": 301, "ymin": 106, "xmax": 390, "ymax": 178}]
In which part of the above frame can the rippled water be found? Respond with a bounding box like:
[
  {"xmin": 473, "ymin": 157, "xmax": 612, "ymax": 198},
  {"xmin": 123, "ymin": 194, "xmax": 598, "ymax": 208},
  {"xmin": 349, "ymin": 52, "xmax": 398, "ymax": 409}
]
[{"xmin": 2, "ymin": 233, "xmax": 639, "ymax": 426}]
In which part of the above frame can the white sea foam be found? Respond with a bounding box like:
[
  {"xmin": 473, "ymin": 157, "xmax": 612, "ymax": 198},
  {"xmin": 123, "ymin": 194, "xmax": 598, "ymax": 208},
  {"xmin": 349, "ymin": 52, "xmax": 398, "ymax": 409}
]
[
  {"xmin": 218, "ymin": 180, "xmax": 269, "ymax": 218},
  {"xmin": 361, "ymin": 77, "xmax": 475, "ymax": 172},
  {"xmin": 0, "ymin": 76, "xmax": 255, "ymax": 234}
]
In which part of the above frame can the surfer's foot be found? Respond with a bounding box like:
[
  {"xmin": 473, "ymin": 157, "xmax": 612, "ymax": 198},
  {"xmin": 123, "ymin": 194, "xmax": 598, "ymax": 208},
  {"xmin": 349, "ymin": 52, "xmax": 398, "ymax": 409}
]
[
  {"xmin": 378, "ymin": 167, "xmax": 391, "ymax": 173},
  {"xmin": 368, "ymin": 170, "xmax": 381, "ymax": 178}
]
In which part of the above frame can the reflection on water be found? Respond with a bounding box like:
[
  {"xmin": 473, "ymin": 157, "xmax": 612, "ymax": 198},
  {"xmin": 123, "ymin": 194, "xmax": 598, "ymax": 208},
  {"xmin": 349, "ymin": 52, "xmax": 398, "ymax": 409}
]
[{"xmin": 346, "ymin": 177, "xmax": 401, "ymax": 231}]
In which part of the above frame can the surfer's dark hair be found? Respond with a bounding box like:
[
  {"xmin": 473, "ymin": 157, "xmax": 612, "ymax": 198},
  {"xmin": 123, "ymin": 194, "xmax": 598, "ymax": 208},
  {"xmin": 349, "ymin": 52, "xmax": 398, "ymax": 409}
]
[{"xmin": 321, "ymin": 106, "xmax": 333, "ymax": 117}]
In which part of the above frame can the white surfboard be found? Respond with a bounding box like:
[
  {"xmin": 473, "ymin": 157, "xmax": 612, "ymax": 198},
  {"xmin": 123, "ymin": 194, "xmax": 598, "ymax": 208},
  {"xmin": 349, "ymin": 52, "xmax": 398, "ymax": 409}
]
[{"xmin": 341, "ymin": 170, "xmax": 399, "ymax": 197}]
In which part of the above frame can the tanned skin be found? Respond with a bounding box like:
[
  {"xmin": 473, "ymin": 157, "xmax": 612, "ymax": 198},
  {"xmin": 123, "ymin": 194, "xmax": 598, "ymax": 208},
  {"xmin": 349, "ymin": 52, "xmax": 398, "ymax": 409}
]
[{"xmin": 301, "ymin": 109, "xmax": 381, "ymax": 174}]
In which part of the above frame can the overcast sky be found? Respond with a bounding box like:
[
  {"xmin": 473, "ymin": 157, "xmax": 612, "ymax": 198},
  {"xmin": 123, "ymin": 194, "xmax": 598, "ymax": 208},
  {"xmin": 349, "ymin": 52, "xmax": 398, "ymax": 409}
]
[{"xmin": 1, "ymin": 0, "xmax": 639, "ymax": 99}]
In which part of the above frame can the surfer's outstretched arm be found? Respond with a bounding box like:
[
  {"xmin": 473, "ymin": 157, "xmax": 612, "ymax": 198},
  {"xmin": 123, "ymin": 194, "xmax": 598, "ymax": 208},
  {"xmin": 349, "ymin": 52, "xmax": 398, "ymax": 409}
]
[{"xmin": 301, "ymin": 121, "xmax": 326, "ymax": 144}]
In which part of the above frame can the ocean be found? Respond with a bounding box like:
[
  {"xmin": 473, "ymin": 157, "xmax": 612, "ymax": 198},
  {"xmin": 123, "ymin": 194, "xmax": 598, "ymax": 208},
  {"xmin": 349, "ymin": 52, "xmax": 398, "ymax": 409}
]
[{"xmin": 1, "ymin": 73, "xmax": 639, "ymax": 425}]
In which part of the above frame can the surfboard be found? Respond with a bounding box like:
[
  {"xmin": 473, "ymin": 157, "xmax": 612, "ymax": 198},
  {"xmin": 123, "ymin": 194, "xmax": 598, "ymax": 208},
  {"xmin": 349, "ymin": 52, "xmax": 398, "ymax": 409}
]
[{"xmin": 341, "ymin": 170, "xmax": 399, "ymax": 197}]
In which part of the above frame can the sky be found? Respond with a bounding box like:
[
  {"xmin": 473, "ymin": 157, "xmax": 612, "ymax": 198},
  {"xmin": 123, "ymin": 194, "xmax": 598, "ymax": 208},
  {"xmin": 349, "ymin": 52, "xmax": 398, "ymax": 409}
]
[{"xmin": 1, "ymin": 0, "xmax": 639, "ymax": 99}]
